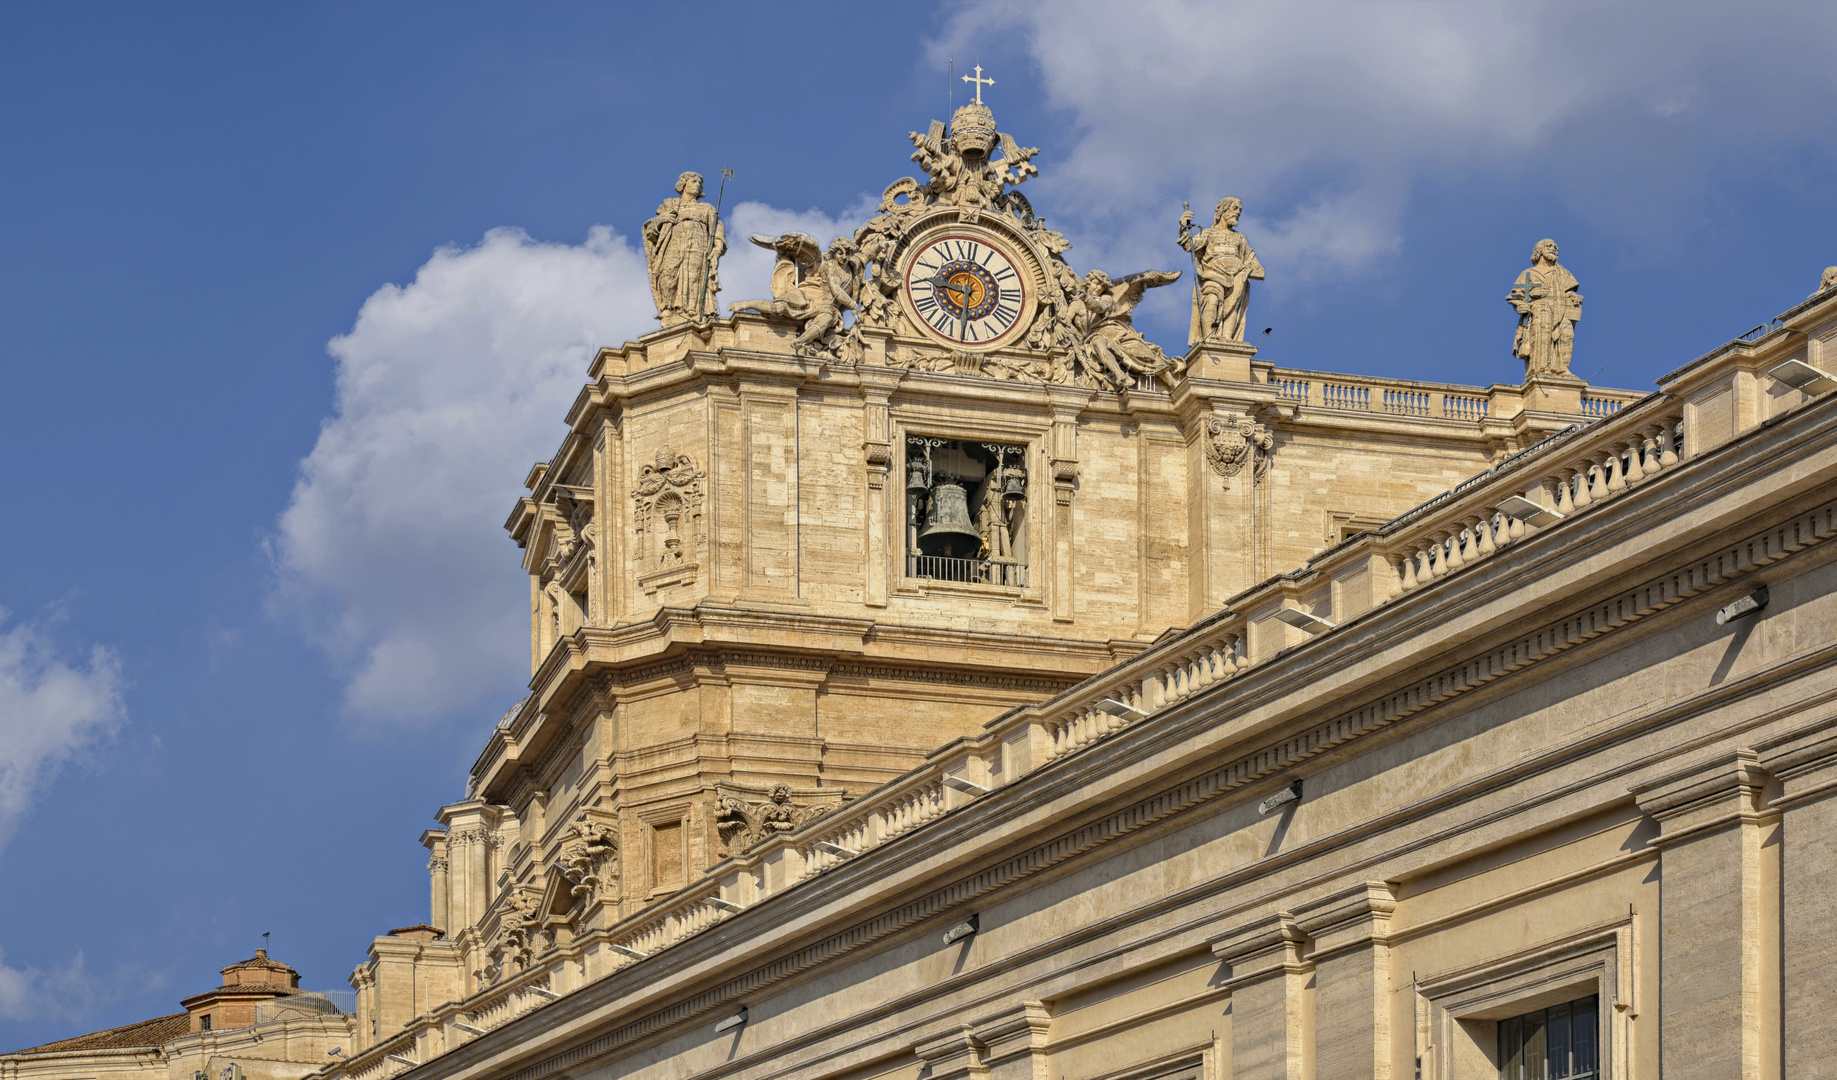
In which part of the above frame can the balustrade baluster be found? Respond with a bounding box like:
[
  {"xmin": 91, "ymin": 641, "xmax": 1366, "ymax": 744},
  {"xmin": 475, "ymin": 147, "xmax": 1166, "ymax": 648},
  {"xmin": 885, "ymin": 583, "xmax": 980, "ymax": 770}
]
[
  {"xmin": 1475, "ymin": 514, "xmax": 1497, "ymax": 556},
  {"xmin": 1660, "ymin": 420, "xmax": 1681, "ymax": 466},
  {"xmin": 1605, "ymin": 445, "xmax": 1629, "ymax": 492},
  {"xmin": 1588, "ymin": 456, "xmax": 1610, "ymax": 501}
]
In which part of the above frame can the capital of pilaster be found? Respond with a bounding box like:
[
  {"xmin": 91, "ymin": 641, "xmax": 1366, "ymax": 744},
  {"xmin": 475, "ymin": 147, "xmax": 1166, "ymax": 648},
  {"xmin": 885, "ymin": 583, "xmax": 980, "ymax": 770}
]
[
  {"xmin": 1756, "ymin": 724, "xmax": 1837, "ymax": 810},
  {"xmin": 913, "ymin": 1024, "xmax": 990, "ymax": 1080},
  {"xmin": 1630, "ymin": 748, "xmax": 1770, "ymax": 845},
  {"xmin": 1291, "ymin": 881, "xmax": 1397, "ymax": 961},
  {"xmin": 1211, "ymin": 911, "xmax": 1309, "ymax": 990}
]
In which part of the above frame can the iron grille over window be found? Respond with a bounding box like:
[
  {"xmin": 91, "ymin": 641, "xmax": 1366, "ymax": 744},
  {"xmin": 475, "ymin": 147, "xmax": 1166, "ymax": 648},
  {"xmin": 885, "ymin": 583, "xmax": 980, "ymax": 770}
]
[
  {"xmin": 1499, "ymin": 995, "xmax": 1598, "ymax": 1080},
  {"xmin": 904, "ymin": 437, "xmax": 1028, "ymax": 586}
]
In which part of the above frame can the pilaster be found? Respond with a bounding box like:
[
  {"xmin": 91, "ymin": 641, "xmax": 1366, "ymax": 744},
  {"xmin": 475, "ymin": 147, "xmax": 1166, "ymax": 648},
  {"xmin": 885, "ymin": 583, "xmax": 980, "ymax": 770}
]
[
  {"xmin": 914, "ymin": 1025, "xmax": 990, "ymax": 1080},
  {"xmin": 1631, "ymin": 749, "xmax": 1779, "ymax": 1080},
  {"xmin": 858, "ymin": 367, "xmax": 903, "ymax": 608},
  {"xmin": 1756, "ymin": 724, "xmax": 1837, "ymax": 1078},
  {"xmin": 1294, "ymin": 882, "xmax": 1395, "ymax": 1080},
  {"xmin": 420, "ymin": 829, "xmax": 449, "ymax": 932},
  {"xmin": 1213, "ymin": 912, "xmax": 1313, "ymax": 1080}
]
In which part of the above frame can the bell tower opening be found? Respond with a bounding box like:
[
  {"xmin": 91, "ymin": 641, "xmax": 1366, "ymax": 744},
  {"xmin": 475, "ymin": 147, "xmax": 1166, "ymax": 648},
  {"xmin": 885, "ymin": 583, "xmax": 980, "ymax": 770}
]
[{"xmin": 904, "ymin": 436, "xmax": 1029, "ymax": 586}]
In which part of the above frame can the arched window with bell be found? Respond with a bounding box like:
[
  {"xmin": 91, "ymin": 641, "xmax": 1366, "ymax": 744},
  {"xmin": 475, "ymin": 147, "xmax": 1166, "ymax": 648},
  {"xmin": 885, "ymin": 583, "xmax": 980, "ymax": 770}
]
[{"xmin": 904, "ymin": 436, "xmax": 1029, "ymax": 587}]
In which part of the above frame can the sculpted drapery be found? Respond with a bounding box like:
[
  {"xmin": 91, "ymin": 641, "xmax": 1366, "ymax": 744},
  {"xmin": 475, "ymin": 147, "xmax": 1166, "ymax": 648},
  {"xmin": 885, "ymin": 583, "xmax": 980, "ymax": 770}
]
[
  {"xmin": 643, "ymin": 171, "xmax": 727, "ymax": 325},
  {"xmin": 1508, "ymin": 239, "xmax": 1582, "ymax": 377},
  {"xmin": 1179, "ymin": 197, "xmax": 1264, "ymax": 347}
]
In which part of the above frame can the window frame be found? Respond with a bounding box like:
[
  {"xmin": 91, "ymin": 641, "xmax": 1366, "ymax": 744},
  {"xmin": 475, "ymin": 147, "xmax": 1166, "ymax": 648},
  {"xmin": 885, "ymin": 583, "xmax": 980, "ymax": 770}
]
[{"xmin": 1412, "ymin": 919, "xmax": 1634, "ymax": 1080}]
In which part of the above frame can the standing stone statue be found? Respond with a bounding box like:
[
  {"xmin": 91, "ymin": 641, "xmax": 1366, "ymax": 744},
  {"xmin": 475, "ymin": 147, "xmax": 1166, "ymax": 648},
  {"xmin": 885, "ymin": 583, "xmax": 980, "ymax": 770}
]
[
  {"xmin": 1179, "ymin": 197, "xmax": 1264, "ymax": 347},
  {"xmin": 643, "ymin": 171, "xmax": 727, "ymax": 326},
  {"xmin": 1812, "ymin": 266, "xmax": 1837, "ymax": 298},
  {"xmin": 1508, "ymin": 239, "xmax": 1583, "ymax": 377}
]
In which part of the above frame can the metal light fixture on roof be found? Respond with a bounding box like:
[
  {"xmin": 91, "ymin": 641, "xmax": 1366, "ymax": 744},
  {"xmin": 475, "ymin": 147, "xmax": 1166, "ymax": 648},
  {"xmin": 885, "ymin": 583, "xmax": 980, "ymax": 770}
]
[
  {"xmin": 453, "ymin": 1021, "xmax": 486, "ymax": 1036},
  {"xmin": 528, "ymin": 985, "xmax": 560, "ymax": 999},
  {"xmin": 814, "ymin": 840, "xmax": 859, "ymax": 857},
  {"xmin": 1717, "ymin": 585, "xmax": 1769, "ymax": 626},
  {"xmin": 1770, "ymin": 359, "xmax": 1837, "ymax": 395},
  {"xmin": 609, "ymin": 943, "xmax": 647, "ymax": 959},
  {"xmin": 942, "ymin": 775, "xmax": 989, "ymax": 795},
  {"xmin": 1093, "ymin": 698, "xmax": 1147, "ymax": 719},
  {"xmin": 705, "ymin": 896, "xmax": 745, "ymax": 913},
  {"xmin": 386, "ymin": 1055, "xmax": 420, "ymax": 1068},
  {"xmin": 1271, "ymin": 607, "xmax": 1335, "ymax": 634},
  {"xmin": 1497, "ymin": 494, "xmax": 1565, "ymax": 528}
]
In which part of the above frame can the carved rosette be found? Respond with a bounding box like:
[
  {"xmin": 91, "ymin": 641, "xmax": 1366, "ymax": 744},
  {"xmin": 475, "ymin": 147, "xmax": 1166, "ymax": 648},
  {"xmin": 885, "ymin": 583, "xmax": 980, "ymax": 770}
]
[
  {"xmin": 713, "ymin": 782, "xmax": 851, "ymax": 856},
  {"xmin": 1206, "ymin": 415, "xmax": 1273, "ymax": 490}
]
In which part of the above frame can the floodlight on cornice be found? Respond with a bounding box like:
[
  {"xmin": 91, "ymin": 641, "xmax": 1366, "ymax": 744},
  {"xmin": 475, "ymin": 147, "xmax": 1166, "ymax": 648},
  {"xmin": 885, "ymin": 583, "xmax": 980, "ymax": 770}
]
[
  {"xmin": 609, "ymin": 943, "xmax": 647, "ymax": 959},
  {"xmin": 943, "ymin": 775, "xmax": 990, "ymax": 795},
  {"xmin": 528, "ymin": 985, "xmax": 560, "ymax": 999},
  {"xmin": 1093, "ymin": 698, "xmax": 1148, "ymax": 719},
  {"xmin": 942, "ymin": 913, "xmax": 979, "ymax": 945},
  {"xmin": 705, "ymin": 896, "xmax": 746, "ymax": 913},
  {"xmin": 814, "ymin": 840, "xmax": 859, "ymax": 857},
  {"xmin": 452, "ymin": 1021, "xmax": 486, "ymax": 1036},
  {"xmin": 1258, "ymin": 780, "xmax": 1303, "ymax": 815},
  {"xmin": 1497, "ymin": 494, "xmax": 1565, "ymax": 528},
  {"xmin": 1770, "ymin": 359, "xmax": 1837, "ymax": 395},
  {"xmin": 1271, "ymin": 607, "xmax": 1335, "ymax": 634},
  {"xmin": 1717, "ymin": 585, "xmax": 1769, "ymax": 626},
  {"xmin": 715, "ymin": 1008, "xmax": 749, "ymax": 1033},
  {"xmin": 386, "ymin": 1055, "xmax": 421, "ymax": 1068}
]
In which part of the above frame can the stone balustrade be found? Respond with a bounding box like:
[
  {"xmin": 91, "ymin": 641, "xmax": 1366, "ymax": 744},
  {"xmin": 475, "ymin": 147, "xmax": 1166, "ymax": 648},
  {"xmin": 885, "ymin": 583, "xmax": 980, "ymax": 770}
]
[{"xmin": 1260, "ymin": 365, "xmax": 1641, "ymax": 423}]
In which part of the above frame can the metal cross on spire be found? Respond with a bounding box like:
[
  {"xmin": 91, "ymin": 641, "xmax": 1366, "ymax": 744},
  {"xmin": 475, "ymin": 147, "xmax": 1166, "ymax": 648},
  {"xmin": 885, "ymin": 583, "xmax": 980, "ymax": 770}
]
[{"xmin": 961, "ymin": 65, "xmax": 994, "ymax": 105}]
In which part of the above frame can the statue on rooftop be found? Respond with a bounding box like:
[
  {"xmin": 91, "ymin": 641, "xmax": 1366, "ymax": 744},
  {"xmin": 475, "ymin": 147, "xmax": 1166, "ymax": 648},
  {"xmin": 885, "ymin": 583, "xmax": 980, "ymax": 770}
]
[
  {"xmin": 1813, "ymin": 266, "xmax": 1837, "ymax": 298},
  {"xmin": 1179, "ymin": 197, "xmax": 1264, "ymax": 347},
  {"xmin": 643, "ymin": 171, "xmax": 727, "ymax": 327},
  {"xmin": 1057, "ymin": 268, "xmax": 1184, "ymax": 389},
  {"xmin": 728, "ymin": 232, "xmax": 860, "ymax": 360},
  {"xmin": 1508, "ymin": 239, "xmax": 1583, "ymax": 378}
]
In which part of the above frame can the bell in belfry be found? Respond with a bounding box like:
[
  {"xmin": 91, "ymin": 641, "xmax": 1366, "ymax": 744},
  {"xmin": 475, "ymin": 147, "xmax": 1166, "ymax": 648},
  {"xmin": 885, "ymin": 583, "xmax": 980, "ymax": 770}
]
[{"xmin": 917, "ymin": 480, "xmax": 982, "ymax": 559}]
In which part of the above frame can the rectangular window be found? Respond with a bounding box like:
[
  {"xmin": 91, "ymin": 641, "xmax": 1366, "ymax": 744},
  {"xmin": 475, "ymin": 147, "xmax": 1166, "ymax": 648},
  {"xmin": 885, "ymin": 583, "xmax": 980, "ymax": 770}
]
[
  {"xmin": 650, "ymin": 820, "xmax": 684, "ymax": 892},
  {"xmin": 904, "ymin": 437, "xmax": 1028, "ymax": 586},
  {"xmin": 200, "ymin": 1014, "xmax": 211, "ymax": 1031},
  {"xmin": 1498, "ymin": 995, "xmax": 1598, "ymax": 1080}
]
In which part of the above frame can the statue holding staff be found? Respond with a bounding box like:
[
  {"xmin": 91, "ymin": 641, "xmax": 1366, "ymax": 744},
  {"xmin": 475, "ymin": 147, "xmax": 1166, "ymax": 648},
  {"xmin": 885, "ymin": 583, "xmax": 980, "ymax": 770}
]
[
  {"xmin": 1178, "ymin": 197, "xmax": 1264, "ymax": 347},
  {"xmin": 1508, "ymin": 239, "xmax": 1582, "ymax": 377},
  {"xmin": 643, "ymin": 171, "xmax": 727, "ymax": 326}
]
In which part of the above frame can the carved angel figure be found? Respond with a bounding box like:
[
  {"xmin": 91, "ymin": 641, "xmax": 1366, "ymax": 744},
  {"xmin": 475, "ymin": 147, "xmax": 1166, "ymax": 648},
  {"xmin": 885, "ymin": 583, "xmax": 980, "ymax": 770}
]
[
  {"xmin": 1061, "ymin": 269, "xmax": 1183, "ymax": 390},
  {"xmin": 729, "ymin": 233, "xmax": 859, "ymax": 358},
  {"xmin": 1814, "ymin": 266, "xmax": 1837, "ymax": 298},
  {"xmin": 642, "ymin": 172, "xmax": 726, "ymax": 326}
]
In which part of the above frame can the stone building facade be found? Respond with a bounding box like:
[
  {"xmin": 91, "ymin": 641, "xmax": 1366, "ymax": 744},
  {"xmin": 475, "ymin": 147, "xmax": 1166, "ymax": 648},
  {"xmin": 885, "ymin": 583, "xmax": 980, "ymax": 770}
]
[{"xmin": 324, "ymin": 275, "xmax": 1837, "ymax": 1080}]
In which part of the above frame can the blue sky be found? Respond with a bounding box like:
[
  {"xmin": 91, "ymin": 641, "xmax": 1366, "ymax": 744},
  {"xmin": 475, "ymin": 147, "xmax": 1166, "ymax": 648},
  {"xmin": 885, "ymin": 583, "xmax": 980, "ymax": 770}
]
[{"xmin": 2, "ymin": 0, "xmax": 1834, "ymax": 1050}]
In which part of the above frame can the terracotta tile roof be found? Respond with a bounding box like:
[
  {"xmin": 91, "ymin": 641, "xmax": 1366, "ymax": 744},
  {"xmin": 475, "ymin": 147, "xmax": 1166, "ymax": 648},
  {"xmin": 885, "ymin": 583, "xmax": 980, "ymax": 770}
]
[
  {"xmin": 180, "ymin": 983, "xmax": 301, "ymax": 1005},
  {"xmin": 9, "ymin": 1012, "xmax": 191, "ymax": 1055}
]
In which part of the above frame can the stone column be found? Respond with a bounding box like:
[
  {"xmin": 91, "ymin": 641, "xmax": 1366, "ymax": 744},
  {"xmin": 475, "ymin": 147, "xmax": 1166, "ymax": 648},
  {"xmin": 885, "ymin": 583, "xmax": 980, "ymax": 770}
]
[
  {"xmin": 1044, "ymin": 387, "xmax": 1091, "ymax": 623},
  {"xmin": 1213, "ymin": 913, "xmax": 1312, "ymax": 1080},
  {"xmin": 1757, "ymin": 727, "xmax": 1837, "ymax": 1079},
  {"xmin": 421, "ymin": 829, "xmax": 449, "ymax": 932},
  {"xmin": 437, "ymin": 801, "xmax": 496, "ymax": 935},
  {"xmin": 1631, "ymin": 749, "xmax": 1780, "ymax": 1080},
  {"xmin": 1294, "ymin": 883, "xmax": 1395, "ymax": 1080}
]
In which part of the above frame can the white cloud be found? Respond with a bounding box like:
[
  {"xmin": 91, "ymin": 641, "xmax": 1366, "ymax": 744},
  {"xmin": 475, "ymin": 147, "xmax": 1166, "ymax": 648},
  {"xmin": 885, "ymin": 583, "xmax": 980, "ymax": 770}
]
[
  {"xmin": 269, "ymin": 214, "xmax": 875, "ymax": 725},
  {"xmin": 0, "ymin": 611, "xmax": 125, "ymax": 848},
  {"xmin": 935, "ymin": 1, "xmax": 1837, "ymax": 278},
  {"xmin": 0, "ymin": 948, "xmax": 161, "ymax": 1024}
]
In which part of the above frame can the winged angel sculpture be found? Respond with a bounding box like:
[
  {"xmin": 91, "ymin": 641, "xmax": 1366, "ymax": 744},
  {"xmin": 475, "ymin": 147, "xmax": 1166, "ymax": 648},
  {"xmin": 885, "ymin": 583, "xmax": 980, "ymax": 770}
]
[{"xmin": 729, "ymin": 233, "xmax": 863, "ymax": 360}]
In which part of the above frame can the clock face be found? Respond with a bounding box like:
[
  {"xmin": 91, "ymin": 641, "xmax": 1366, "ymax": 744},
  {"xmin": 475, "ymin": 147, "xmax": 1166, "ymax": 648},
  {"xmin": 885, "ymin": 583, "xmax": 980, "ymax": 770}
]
[{"xmin": 902, "ymin": 233, "xmax": 1032, "ymax": 349}]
